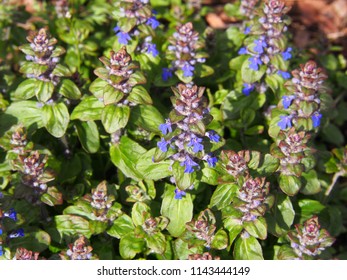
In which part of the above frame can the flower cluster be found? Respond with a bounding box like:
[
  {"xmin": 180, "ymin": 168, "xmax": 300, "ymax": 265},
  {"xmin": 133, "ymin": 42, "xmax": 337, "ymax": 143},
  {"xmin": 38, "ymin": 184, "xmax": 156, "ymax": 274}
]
[
  {"xmin": 288, "ymin": 216, "xmax": 335, "ymax": 259},
  {"xmin": 14, "ymin": 248, "xmax": 40, "ymax": 260},
  {"xmin": 238, "ymin": 0, "xmax": 292, "ymax": 94},
  {"xmin": 240, "ymin": 0, "xmax": 260, "ymax": 18},
  {"xmin": 188, "ymin": 252, "xmax": 220, "ymax": 260},
  {"xmin": 93, "ymin": 47, "xmax": 148, "ymax": 106},
  {"xmin": 271, "ymin": 128, "xmax": 311, "ymax": 176},
  {"xmin": 83, "ymin": 181, "xmax": 118, "ymax": 222},
  {"xmin": 185, "ymin": 209, "xmax": 217, "ymax": 248},
  {"xmin": 112, "ymin": 0, "xmax": 159, "ymax": 56},
  {"xmin": 162, "ymin": 22, "xmax": 207, "ymax": 81},
  {"xmin": 19, "ymin": 28, "xmax": 65, "ymax": 84},
  {"xmin": 233, "ymin": 176, "xmax": 269, "ymax": 222},
  {"xmin": 155, "ymin": 83, "xmax": 220, "ymax": 174},
  {"xmin": 277, "ymin": 60, "xmax": 327, "ymax": 131},
  {"xmin": 61, "ymin": 236, "xmax": 95, "ymax": 260},
  {"xmin": 219, "ymin": 150, "xmax": 249, "ymax": 178},
  {"xmin": 52, "ymin": 0, "xmax": 71, "ymax": 18}
]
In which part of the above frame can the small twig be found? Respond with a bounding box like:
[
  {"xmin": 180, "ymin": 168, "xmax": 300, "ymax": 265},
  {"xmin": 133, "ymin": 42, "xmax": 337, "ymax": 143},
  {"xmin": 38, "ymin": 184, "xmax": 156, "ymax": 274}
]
[{"xmin": 325, "ymin": 170, "xmax": 345, "ymax": 196}]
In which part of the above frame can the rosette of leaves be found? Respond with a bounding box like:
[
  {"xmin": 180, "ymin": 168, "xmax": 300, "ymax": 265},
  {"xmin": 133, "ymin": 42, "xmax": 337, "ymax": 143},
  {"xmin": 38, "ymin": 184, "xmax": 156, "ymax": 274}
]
[
  {"xmin": 10, "ymin": 28, "xmax": 81, "ymax": 138},
  {"xmin": 233, "ymin": 0, "xmax": 292, "ymax": 94},
  {"xmin": 0, "ymin": 125, "xmax": 62, "ymax": 206},
  {"xmin": 154, "ymin": 83, "xmax": 222, "ymax": 191},
  {"xmin": 61, "ymin": 181, "xmax": 122, "ymax": 235},
  {"xmin": 277, "ymin": 216, "xmax": 335, "ymax": 260},
  {"xmin": 112, "ymin": 0, "xmax": 159, "ymax": 53},
  {"xmin": 72, "ymin": 47, "xmax": 152, "ymax": 135},
  {"xmin": 162, "ymin": 22, "xmax": 212, "ymax": 83},
  {"xmin": 107, "ymin": 202, "xmax": 169, "ymax": 259},
  {"xmin": 176, "ymin": 209, "xmax": 228, "ymax": 258}
]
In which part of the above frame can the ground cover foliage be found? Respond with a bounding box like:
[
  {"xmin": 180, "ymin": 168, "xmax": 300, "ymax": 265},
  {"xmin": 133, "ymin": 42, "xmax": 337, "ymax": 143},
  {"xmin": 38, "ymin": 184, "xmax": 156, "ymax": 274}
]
[{"xmin": 0, "ymin": 0, "xmax": 346, "ymax": 260}]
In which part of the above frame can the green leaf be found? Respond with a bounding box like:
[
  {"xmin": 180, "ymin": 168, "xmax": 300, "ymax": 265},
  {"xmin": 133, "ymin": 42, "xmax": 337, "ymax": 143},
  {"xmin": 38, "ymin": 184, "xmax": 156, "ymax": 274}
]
[
  {"xmin": 265, "ymin": 74, "xmax": 283, "ymax": 92},
  {"xmin": 109, "ymin": 136, "xmax": 147, "ymax": 180},
  {"xmin": 63, "ymin": 203, "xmax": 95, "ymax": 220},
  {"xmin": 9, "ymin": 230, "xmax": 51, "ymax": 253},
  {"xmin": 14, "ymin": 79, "xmax": 38, "ymax": 100},
  {"xmin": 211, "ymin": 229, "xmax": 228, "ymax": 250},
  {"xmin": 234, "ymin": 234, "xmax": 264, "ymax": 260},
  {"xmin": 229, "ymin": 56, "xmax": 248, "ymax": 70},
  {"xmin": 277, "ymin": 245, "xmax": 297, "ymax": 260},
  {"xmin": 75, "ymin": 120, "xmax": 100, "ymax": 153},
  {"xmin": 276, "ymin": 194, "xmax": 295, "ymax": 229},
  {"xmin": 71, "ymin": 96, "xmax": 104, "ymax": 121},
  {"xmin": 129, "ymin": 105, "xmax": 164, "ymax": 133},
  {"xmin": 59, "ymin": 79, "xmax": 82, "ymax": 100},
  {"xmin": 298, "ymin": 199, "xmax": 325, "ymax": 221},
  {"xmin": 118, "ymin": 17, "xmax": 137, "ymax": 33},
  {"xmin": 128, "ymin": 86, "xmax": 153, "ymax": 105},
  {"xmin": 132, "ymin": 202, "xmax": 151, "ymax": 227},
  {"xmin": 136, "ymin": 148, "xmax": 172, "ymax": 180},
  {"xmin": 172, "ymin": 161, "xmax": 196, "ymax": 190},
  {"xmin": 146, "ymin": 232, "xmax": 166, "ymax": 255},
  {"xmin": 42, "ymin": 102, "xmax": 70, "ymax": 138},
  {"xmin": 101, "ymin": 105, "xmax": 130, "ymax": 133},
  {"xmin": 243, "ymin": 217, "xmax": 267, "ymax": 240},
  {"xmin": 301, "ymin": 170, "xmax": 321, "ymax": 195},
  {"xmin": 103, "ymin": 85, "xmax": 124, "ymax": 105},
  {"xmin": 278, "ymin": 174, "xmax": 301, "ymax": 196},
  {"xmin": 55, "ymin": 215, "xmax": 92, "ymax": 238},
  {"xmin": 119, "ymin": 232, "xmax": 146, "ymax": 259},
  {"xmin": 322, "ymin": 123, "xmax": 344, "ymax": 146},
  {"xmin": 36, "ymin": 80, "xmax": 54, "ymax": 102},
  {"xmin": 107, "ymin": 214, "xmax": 134, "ymax": 238},
  {"xmin": 257, "ymin": 154, "xmax": 280, "ymax": 175},
  {"xmin": 5, "ymin": 100, "xmax": 44, "ymax": 128},
  {"xmin": 89, "ymin": 78, "xmax": 110, "ymax": 99},
  {"xmin": 241, "ymin": 59, "xmax": 266, "ymax": 84},
  {"xmin": 209, "ymin": 184, "xmax": 238, "ymax": 210},
  {"xmin": 161, "ymin": 184, "xmax": 193, "ymax": 237},
  {"xmin": 40, "ymin": 186, "xmax": 63, "ymax": 206}
]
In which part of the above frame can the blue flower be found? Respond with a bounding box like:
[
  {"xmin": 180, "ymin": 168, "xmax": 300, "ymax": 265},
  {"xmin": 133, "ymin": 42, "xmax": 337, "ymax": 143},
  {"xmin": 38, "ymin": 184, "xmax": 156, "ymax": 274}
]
[
  {"xmin": 113, "ymin": 26, "xmax": 120, "ymax": 33},
  {"xmin": 9, "ymin": 228, "xmax": 24, "ymax": 239},
  {"xmin": 242, "ymin": 83, "xmax": 255, "ymax": 96},
  {"xmin": 180, "ymin": 155, "xmax": 199, "ymax": 173},
  {"xmin": 312, "ymin": 112, "xmax": 322, "ymax": 128},
  {"xmin": 4, "ymin": 208, "xmax": 17, "ymax": 221},
  {"xmin": 182, "ymin": 63, "xmax": 194, "ymax": 77},
  {"xmin": 278, "ymin": 115, "xmax": 293, "ymax": 130},
  {"xmin": 278, "ymin": 70, "xmax": 291, "ymax": 79},
  {"xmin": 282, "ymin": 95, "xmax": 295, "ymax": 109},
  {"xmin": 174, "ymin": 188, "xmax": 186, "ymax": 200},
  {"xmin": 206, "ymin": 130, "xmax": 220, "ymax": 142},
  {"xmin": 0, "ymin": 246, "xmax": 3, "ymax": 256},
  {"xmin": 159, "ymin": 120, "xmax": 172, "ymax": 135},
  {"xmin": 244, "ymin": 26, "xmax": 251, "ymax": 34},
  {"xmin": 157, "ymin": 138, "xmax": 170, "ymax": 152},
  {"xmin": 0, "ymin": 192, "xmax": 3, "ymax": 199},
  {"xmin": 205, "ymin": 154, "xmax": 218, "ymax": 167},
  {"xmin": 282, "ymin": 47, "xmax": 292, "ymax": 61},
  {"xmin": 162, "ymin": 67, "xmax": 173, "ymax": 81},
  {"xmin": 249, "ymin": 56, "xmax": 262, "ymax": 71},
  {"xmin": 238, "ymin": 47, "xmax": 248, "ymax": 55},
  {"xmin": 145, "ymin": 43, "xmax": 159, "ymax": 57},
  {"xmin": 0, "ymin": 228, "xmax": 2, "ymax": 235},
  {"xmin": 146, "ymin": 17, "xmax": 160, "ymax": 29},
  {"xmin": 187, "ymin": 136, "xmax": 204, "ymax": 153},
  {"xmin": 116, "ymin": 32, "xmax": 131, "ymax": 45},
  {"xmin": 253, "ymin": 39, "xmax": 267, "ymax": 54}
]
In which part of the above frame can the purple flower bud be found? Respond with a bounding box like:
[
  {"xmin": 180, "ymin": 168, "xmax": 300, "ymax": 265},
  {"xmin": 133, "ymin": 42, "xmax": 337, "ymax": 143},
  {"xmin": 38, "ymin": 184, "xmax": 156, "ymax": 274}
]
[
  {"xmin": 205, "ymin": 154, "xmax": 218, "ymax": 167},
  {"xmin": 238, "ymin": 47, "xmax": 248, "ymax": 55},
  {"xmin": 206, "ymin": 130, "xmax": 220, "ymax": 142},
  {"xmin": 312, "ymin": 112, "xmax": 322, "ymax": 128},
  {"xmin": 159, "ymin": 119, "xmax": 172, "ymax": 135},
  {"xmin": 162, "ymin": 67, "xmax": 173, "ymax": 81},
  {"xmin": 182, "ymin": 63, "xmax": 195, "ymax": 77},
  {"xmin": 249, "ymin": 56, "xmax": 262, "ymax": 71},
  {"xmin": 253, "ymin": 39, "xmax": 267, "ymax": 54},
  {"xmin": 9, "ymin": 228, "xmax": 24, "ymax": 239},
  {"xmin": 0, "ymin": 192, "xmax": 3, "ymax": 199},
  {"xmin": 116, "ymin": 32, "xmax": 131, "ymax": 45},
  {"xmin": 244, "ymin": 26, "xmax": 251, "ymax": 35},
  {"xmin": 174, "ymin": 188, "xmax": 186, "ymax": 200},
  {"xmin": 278, "ymin": 115, "xmax": 293, "ymax": 130},
  {"xmin": 145, "ymin": 43, "xmax": 159, "ymax": 57},
  {"xmin": 282, "ymin": 47, "xmax": 292, "ymax": 61},
  {"xmin": 4, "ymin": 208, "xmax": 17, "ymax": 221},
  {"xmin": 242, "ymin": 83, "xmax": 255, "ymax": 96},
  {"xmin": 180, "ymin": 155, "xmax": 199, "ymax": 173},
  {"xmin": 0, "ymin": 228, "xmax": 3, "ymax": 235},
  {"xmin": 282, "ymin": 95, "xmax": 295, "ymax": 109},
  {"xmin": 157, "ymin": 138, "xmax": 170, "ymax": 152},
  {"xmin": 278, "ymin": 70, "xmax": 291, "ymax": 79},
  {"xmin": 146, "ymin": 17, "xmax": 160, "ymax": 29},
  {"xmin": 187, "ymin": 136, "xmax": 204, "ymax": 153}
]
